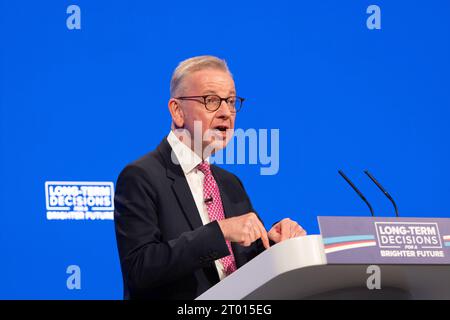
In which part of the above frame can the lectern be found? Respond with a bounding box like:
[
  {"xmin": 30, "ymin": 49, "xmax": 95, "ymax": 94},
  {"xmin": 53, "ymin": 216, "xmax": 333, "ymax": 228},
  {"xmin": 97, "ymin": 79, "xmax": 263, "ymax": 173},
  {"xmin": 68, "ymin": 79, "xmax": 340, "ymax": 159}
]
[{"xmin": 197, "ymin": 217, "xmax": 450, "ymax": 300}]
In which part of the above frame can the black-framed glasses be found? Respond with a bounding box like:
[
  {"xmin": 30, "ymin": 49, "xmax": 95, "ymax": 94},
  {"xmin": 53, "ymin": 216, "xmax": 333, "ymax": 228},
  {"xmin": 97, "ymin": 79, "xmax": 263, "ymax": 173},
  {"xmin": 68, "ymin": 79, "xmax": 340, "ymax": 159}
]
[{"xmin": 175, "ymin": 95, "xmax": 245, "ymax": 113}]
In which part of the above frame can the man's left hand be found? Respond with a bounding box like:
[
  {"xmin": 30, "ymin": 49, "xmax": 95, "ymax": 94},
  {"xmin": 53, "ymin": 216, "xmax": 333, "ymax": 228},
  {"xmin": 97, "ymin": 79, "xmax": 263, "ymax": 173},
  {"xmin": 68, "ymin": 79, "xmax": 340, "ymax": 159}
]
[{"xmin": 268, "ymin": 218, "xmax": 307, "ymax": 243}]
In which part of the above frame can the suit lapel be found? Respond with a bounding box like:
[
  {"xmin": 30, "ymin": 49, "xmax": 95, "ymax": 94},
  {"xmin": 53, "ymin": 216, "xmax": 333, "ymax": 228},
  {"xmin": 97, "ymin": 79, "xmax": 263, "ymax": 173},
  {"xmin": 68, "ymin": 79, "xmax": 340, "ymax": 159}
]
[
  {"xmin": 171, "ymin": 178, "xmax": 204, "ymax": 230},
  {"xmin": 157, "ymin": 138, "xmax": 203, "ymax": 230}
]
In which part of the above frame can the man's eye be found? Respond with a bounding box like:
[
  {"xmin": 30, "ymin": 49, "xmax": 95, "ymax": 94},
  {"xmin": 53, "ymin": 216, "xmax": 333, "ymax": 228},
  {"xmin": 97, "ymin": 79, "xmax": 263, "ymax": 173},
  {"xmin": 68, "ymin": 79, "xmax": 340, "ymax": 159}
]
[{"xmin": 206, "ymin": 96, "xmax": 220, "ymax": 104}]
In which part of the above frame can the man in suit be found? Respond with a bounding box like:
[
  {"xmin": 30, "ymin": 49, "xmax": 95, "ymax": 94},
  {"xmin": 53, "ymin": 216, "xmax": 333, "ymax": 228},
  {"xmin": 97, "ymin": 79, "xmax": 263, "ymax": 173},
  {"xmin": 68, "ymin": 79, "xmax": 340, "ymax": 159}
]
[{"xmin": 114, "ymin": 55, "xmax": 306, "ymax": 299}]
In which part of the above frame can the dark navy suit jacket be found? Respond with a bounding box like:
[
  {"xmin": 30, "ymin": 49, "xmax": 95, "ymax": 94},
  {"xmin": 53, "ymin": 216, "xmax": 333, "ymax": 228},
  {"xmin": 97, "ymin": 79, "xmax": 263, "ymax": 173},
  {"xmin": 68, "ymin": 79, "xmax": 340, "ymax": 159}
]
[{"xmin": 114, "ymin": 137, "xmax": 265, "ymax": 299}]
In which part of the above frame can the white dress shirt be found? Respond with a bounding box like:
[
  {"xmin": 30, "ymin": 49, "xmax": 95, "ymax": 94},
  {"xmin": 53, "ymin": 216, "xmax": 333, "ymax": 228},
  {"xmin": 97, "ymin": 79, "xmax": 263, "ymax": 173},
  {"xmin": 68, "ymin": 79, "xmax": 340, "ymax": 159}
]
[{"xmin": 166, "ymin": 131, "xmax": 227, "ymax": 280}]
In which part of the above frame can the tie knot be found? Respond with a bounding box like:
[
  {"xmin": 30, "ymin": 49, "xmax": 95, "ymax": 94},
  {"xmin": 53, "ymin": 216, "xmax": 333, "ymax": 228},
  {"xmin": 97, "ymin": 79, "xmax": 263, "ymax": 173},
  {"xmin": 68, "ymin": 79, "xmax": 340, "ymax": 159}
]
[{"xmin": 197, "ymin": 161, "xmax": 211, "ymax": 176}]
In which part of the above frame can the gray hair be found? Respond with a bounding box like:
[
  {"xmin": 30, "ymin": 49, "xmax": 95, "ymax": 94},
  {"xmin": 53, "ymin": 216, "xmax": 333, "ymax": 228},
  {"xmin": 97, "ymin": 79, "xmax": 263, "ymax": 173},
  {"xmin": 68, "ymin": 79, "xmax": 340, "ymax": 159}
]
[{"xmin": 170, "ymin": 55, "xmax": 232, "ymax": 97}]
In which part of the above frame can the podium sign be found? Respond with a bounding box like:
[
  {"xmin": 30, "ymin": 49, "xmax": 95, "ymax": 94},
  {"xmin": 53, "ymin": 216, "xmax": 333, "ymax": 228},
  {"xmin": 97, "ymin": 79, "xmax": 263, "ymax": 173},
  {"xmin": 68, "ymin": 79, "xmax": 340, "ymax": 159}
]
[{"xmin": 318, "ymin": 216, "xmax": 450, "ymax": 264}]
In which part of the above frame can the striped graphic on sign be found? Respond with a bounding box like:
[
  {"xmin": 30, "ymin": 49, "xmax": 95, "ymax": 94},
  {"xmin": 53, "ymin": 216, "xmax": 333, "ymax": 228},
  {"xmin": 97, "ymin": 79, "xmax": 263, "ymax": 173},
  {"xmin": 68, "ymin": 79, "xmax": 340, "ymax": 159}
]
[{"xmin": 323, "ymin": 235, "xmax": 377, "ymax": 254}]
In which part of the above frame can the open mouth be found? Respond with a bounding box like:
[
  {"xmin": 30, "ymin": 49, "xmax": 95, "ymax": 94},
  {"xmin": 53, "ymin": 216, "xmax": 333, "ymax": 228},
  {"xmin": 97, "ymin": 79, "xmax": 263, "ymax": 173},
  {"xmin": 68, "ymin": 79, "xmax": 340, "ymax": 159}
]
[{"xmin": 213, "ymin": 125, "xmax": 229, "ymax": 132}]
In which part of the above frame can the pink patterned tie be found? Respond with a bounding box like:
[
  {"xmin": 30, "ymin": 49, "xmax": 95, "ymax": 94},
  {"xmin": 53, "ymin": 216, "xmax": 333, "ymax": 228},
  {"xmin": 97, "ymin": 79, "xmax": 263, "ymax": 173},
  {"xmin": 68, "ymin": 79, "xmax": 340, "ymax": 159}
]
[{"xmin": 197, "ymin": 161, "xmax": 237, "ymax": 276}]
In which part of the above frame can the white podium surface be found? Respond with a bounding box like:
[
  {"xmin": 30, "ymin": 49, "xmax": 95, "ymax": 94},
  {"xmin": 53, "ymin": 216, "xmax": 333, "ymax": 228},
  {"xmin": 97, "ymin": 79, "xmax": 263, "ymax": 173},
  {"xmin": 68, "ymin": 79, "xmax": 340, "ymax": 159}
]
[{"xmin": 196, "ymin": 235, "xmax": 450, "ymax": 300}]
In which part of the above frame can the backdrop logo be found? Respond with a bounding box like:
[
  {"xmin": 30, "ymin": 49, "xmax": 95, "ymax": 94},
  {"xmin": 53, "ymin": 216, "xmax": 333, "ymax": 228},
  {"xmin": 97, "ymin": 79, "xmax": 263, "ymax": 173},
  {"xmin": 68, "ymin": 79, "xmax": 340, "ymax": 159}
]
[
  {"xmin": 45, "ymin": 181, "xmax": 114, "ymax": 220},
  {"xmin": 375, "ymin": 222, "xmax": 442, "ymax": 250}
]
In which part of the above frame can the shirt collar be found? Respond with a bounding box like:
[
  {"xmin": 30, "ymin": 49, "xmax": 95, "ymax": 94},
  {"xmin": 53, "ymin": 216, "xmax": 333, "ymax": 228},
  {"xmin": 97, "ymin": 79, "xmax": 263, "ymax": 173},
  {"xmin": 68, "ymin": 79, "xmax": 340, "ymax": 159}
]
[{"xmin": 166, "ymin": 130, "xmax": 209, "ymax": 174}]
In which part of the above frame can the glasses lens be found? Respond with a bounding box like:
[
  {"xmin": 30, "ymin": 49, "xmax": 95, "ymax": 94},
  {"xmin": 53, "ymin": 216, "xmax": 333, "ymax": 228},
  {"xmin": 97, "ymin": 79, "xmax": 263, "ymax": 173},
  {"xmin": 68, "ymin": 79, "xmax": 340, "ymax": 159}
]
[
  {"xmin": 229, "ymin": 96, "xmax": 243, "ymax": 112},
  {"xmin": 227, "ymin": 97, "xmax": 238, "ymax": 112},
  {"xmin": 205, "ymin": 95, "xmax": 221, "ymax": 110}
]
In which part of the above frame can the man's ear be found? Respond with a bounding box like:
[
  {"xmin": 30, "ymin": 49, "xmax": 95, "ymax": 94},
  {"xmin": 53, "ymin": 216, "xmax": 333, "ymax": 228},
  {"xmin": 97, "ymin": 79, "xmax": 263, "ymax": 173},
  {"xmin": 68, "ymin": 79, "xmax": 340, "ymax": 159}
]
[{"xmin": 168, "ymin": 98, "xmax": 184, "ymax": 128}]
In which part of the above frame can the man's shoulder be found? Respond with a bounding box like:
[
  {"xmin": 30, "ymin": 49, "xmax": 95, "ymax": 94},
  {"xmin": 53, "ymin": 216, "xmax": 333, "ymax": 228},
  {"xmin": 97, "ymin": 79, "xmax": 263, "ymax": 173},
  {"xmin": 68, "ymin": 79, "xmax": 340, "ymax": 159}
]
[
  {"xmin": 131, "ymin": 149, "xmax": 164, "ymax": 171},
  {"xmin": 117, "ymin": 143, "xmax": 167, "ymax": 183}
]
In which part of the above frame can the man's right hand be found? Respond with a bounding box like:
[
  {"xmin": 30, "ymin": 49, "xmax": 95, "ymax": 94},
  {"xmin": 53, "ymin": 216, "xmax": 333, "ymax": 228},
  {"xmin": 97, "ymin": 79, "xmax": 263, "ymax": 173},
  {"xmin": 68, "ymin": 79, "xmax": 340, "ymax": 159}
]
[{"xmin": 217, "ymin": 212, "xmax": 270, "ymax": 249}]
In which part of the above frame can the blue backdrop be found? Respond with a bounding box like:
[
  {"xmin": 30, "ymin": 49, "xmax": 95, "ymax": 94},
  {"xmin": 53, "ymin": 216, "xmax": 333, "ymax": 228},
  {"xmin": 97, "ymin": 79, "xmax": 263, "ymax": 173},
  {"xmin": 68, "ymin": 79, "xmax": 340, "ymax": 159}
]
[{"xmin": 1, "ymin": 0, "xmax": 449, "ymax": 299}]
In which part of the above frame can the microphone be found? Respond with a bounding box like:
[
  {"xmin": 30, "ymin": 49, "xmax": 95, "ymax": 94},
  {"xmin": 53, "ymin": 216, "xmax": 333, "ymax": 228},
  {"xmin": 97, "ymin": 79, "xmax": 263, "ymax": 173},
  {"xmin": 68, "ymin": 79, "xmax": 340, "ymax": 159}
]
[
  {"xmin": 204, "ymin": 196, "xmax": 213, "ymax": 204},
  {"xmin": 364, "ymin": 170, "xmax": 399, "ymax": 217},
  {"xmin": 338, "ymin": 170, "xmax": 375, "ymax": 217}
]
